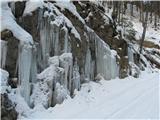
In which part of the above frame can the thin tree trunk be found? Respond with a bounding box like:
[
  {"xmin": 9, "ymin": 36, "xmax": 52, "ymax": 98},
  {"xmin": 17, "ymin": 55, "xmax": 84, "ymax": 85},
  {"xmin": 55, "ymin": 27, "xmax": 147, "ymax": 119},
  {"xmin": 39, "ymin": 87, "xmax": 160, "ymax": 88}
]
[
  {"xmin": 139, "ymin": 11, "xmax": 148, "ymax": 54},
  {"xmin": 131, "ymin": 2, "xmax": 133, "ymax": 16},
  {"xmin": 154, "ymin": 14, "xmax": 157, "ymax": 28}
]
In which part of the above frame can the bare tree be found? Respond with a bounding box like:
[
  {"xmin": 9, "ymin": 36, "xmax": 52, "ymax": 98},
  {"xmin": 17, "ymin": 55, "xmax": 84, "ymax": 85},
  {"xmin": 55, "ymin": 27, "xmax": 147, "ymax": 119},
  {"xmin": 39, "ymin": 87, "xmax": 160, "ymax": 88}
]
[{"xmin": 139, "ymin": 2, "xmax": 149, "ymax": 55}]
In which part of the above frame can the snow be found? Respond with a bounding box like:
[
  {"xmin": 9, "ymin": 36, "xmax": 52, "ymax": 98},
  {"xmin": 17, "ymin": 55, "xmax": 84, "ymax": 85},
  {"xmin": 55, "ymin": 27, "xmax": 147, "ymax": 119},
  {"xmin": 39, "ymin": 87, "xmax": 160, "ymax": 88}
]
[
  {"xmin": 103, "ymin": 4, "xmax": 113, "ymax": 24},
  {"xmin": 55, "ymin": 0, "xmax": 85, "ymax": 24},
  {"xmin": 20, "ymin": 69, "xmax": 159, "ymax": 119},
  {"xmin": 0, "ymin": 68, "xmax": 10, "ymax": 93},
  {"xmin": 23, "ymin": 0, "xmax": 43, "ymax": 16},
  {"xmin": 132, "ymin": 18, "xmax": 160, "ymax": 46},
  {"xmin": 53, "ymin": 83, "xmax": 69, "ymax": 105},
  {"xmin": 8, "ymin": 88, "xmax": 31, "ymax": 118},
  {"xmin": 0, "ymin": 2, "xmax": 33, "ymax": 44},
  {"xmin": 85, "ymin": 12, "xmax": 93, "ymax": 22},
  {"xmin": 30, "ymin": 80, "xmax": 51, "ymax": 108},
  {"xmin": 43, "ymin": 2, "xmax": 81, "ymax": 40},
  {"xmin": 35, "ymin": 53, "xmax": 75, "ymax": 107}
]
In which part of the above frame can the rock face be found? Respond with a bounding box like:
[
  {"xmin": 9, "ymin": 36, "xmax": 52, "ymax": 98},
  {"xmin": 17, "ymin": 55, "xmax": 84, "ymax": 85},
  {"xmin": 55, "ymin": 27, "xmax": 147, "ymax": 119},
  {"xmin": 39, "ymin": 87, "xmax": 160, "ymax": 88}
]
[
  {"xmin": 1, "ymin": 93, "xmax": 18, "ymax": 120},
  {"xmin": 1, "ymin": 1, "xmax": 141, "ymax": 109},
  {"xmin": 1, "ymin": 30, "xmax": 19, "ymax": 78}
]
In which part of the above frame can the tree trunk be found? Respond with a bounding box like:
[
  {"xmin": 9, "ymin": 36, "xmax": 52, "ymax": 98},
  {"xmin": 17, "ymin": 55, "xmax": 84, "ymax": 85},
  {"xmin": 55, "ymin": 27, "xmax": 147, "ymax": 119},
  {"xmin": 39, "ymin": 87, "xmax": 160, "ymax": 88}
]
[
  {"xmin": 139, "ymin": 10, "xmax": 148, "ymax": 55},
  {"xmin": 131, "ymin": 2, "xmax": 134, "ymax": 16}
]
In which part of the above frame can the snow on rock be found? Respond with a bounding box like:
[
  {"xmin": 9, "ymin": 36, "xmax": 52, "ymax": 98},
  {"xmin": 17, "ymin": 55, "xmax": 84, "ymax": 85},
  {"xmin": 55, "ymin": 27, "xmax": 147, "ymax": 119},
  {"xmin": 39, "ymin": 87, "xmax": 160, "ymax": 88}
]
[
  {"xmin": 34, "ymin": 53, "xmax": 75, "ymax": 108},
  {"xmin": 59, "ymin": 53, "xmax": 72, "ymax": 67},
  {"xmin": 8, "ymin": 89, "xmax": 31, "ymax": 118},
  {"xmin": 129, "ymin": 62, "xmax": 140, "ymax": 78},
  {"xmin": 0, "ymin": 68, "xmax": 10, "ymax": 93},
  {"xmin": 0, "ymin": 2, "xmax": 33, "ymax": 44},
  {"xmin": 59, "ymin": 53, "xmax": 73, "ymax": 91},
  {"xmin": 23, "ymin": 0, "xmax": 44, "ymax": 16},
  {"xmin": 55, "ymin": 0, "xmax": 85, "ymax": 24},
  {"xmin": 43, "ymin": 2, "xmax": 81, "ymax": 40},
  {"xmin": 53, "ymin": 83, "xmax": 69, "ymax": 105},
  {"xmin": 48, "ymin": 56, "xmax": 59, "ymax": 67},
  {"xmin": 0, "ymin": 1, "xmax": 35, "ymax": 106},
  {"xmin": 30, "ymin": 80, "xmax": 51, "ymax": 108},
  {"xmin": 0, "ymin": 68, "xmax": 9, "ymax": 86},
  {"xmin": 132, "ymin": 18, "xmax": 160, "ymax": 46}
]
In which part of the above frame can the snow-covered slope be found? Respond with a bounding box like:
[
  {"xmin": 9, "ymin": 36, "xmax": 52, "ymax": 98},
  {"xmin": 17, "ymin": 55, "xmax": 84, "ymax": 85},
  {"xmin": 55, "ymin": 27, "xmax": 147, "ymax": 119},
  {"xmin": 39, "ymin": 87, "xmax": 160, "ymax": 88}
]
[{"xmin": 13, "ymin": 69, "xmax": 159, "ymax": 119}]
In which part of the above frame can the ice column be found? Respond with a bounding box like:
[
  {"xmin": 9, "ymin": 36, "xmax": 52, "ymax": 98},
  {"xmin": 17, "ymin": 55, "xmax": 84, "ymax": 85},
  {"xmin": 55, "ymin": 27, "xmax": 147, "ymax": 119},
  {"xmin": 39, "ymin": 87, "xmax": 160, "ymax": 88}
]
[
  {"xmin": 18, "ymin": 42, "xmax": 32, "ymax": 105},
  {"xmin": 111, "ymin": 55, "xmax": 118, "ymax": 79},
  {"xmin": 84, "ymin": 47, "xmax": 92, "ymax": 81},
  {"xmin": 72, "ymin": 60, "xmax": 80, "ymax": 94},
  {"xmin": 59, "ymin": 53, "xmax": 73, "ymax": 92},
  {"xmin": 63, "ymin": 26, "xmax": 69, "ymax": 53},
  {"xmin": 95, "ymin": 35, "xmax": 112, "ymax": 80},
  {"xmin": 30, "ymin": 45, "xmax": 37, "ymax": 83},
  {"xmin": 128, "ymin": 44, "xmax": 134, "ymax": 63},
  {"xmin": 53, "ymin": 25, "xmax": 60, "ymax": 55}
]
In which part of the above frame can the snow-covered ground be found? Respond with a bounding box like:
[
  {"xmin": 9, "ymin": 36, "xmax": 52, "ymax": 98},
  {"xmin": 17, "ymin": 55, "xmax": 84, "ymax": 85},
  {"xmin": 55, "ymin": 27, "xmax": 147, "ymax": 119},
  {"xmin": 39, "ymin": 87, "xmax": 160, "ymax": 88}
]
[
  {"xmin": 132, "ymin": 18, "xmax": 160, "ymax": 46},
  {"xmin": 17, "ymin": 69, "xmax": 160, "ymax": 119}
]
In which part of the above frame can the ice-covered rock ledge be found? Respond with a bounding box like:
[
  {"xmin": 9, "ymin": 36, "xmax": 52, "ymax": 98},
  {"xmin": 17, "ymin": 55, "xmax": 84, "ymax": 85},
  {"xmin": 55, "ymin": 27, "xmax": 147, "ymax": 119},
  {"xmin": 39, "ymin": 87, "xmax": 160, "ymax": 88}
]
[{"xmin": 1, "ymin": 1, "xmax": 35, "ymax": 106}]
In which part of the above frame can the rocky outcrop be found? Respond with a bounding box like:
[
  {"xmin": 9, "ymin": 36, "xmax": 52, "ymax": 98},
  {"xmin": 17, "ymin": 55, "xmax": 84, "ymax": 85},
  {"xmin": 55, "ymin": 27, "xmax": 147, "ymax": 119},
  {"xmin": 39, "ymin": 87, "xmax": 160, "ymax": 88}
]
[
  {"xmin": 1, "ymin": 30, "xmax": 19, "ymax": 78},
  {"xmin": 1, "ymin": 1, "xmax": 142, "ymax": 109}
]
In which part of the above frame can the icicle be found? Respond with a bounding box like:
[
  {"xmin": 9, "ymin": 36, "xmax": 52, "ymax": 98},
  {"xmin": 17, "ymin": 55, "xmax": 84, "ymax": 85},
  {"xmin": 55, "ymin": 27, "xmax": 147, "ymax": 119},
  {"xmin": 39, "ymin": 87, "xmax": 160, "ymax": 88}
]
[
  {"xmin": 59, "ymin": 53, "xmax": 73, "ymax": 92},
  {"xmin": 53, "ymin": 25, "xmax": 60, "ymax": 55},
  {"xmin": 63, "ymin": 26, "xmax": 68, "ymax": 53},
  {"xmin": 72, "ymin": 59, "xmax": 80, "ymax": 95},
  {"xmin": 30, "ymin": 45, "xmax": 37, "ymax": 83},
  {"xmin": 39, "ymin": 15, "xmax": 51, "ymax": 69},
  {"xmin": 18, "ymin": 42, "xmax": 32, "ymax": 105},
  {"xmin": 128, "ymin": 44, "xmax": 134, "ymax": 63},
  {"xmin": 95, "ymin": 35, "xmax": 112, "ymax": 80},
  {"xmin": 111, "ymin": 55, "xmax": 117, "ymax": 79},
  {"xmin": 84, "ymin": 47, "xmax": 91, "ymax": 82},
  {"xmin": 0, "ymin": 40, "xmax": 8, "ymax": 69}
]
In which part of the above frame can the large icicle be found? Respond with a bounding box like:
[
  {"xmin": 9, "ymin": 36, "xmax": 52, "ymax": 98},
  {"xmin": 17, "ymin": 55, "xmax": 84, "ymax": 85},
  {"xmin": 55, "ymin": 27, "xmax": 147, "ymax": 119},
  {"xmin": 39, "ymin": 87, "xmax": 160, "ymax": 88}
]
[
  {"xmin": 95, "ymin": 35, "xmax": 112, "ymax": 80},
  {"xmin": 59, "ymin": 53, "xmax": 73, "ymax": 92},
  {"xmin": 72, "ymin": 59, "xmax": 80, "ymax": 95},
  {"xmin": 84, "ymin": 47, "xmax": 92, "ymax": 82},
  {"xmin": 39, "ymin": 16, "xmax": 50, "ymax": 69},
  {"xmin": 18, "ymin": 42, "xmax": 32, "ymax": 105},
  {"xmin": 111, "ymin": 50, "xmax": 119, "ymax": 79},
  {"xmin": 63, "ymin": 26, "xmax": 69, "ymax": 53},
  {"xmin": 53, "ymin": 25, "xmax": 60, "ymax": 55},
  {"xmin": 128, "ymin": 44, "xmax": 134, "ymax": 63},
  {"xmin": 30, "ymin": 46, "xmax": 37, "ymax": 83}
]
